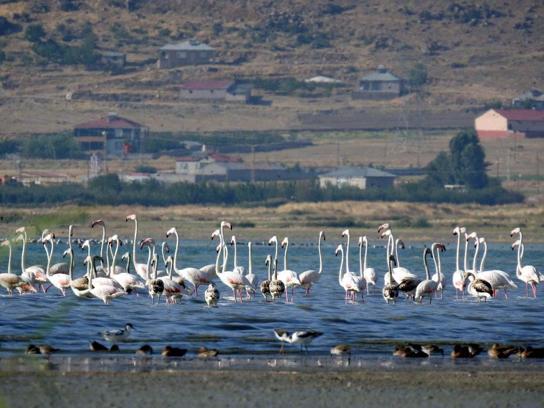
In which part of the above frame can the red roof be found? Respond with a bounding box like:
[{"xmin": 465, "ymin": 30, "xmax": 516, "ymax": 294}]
[
  {"xmin": 180, "ymin": 80, "xmax": 233, "ymax": 91},
  {"xmin": 495, "ymin": 109, "xmax": 544, "ymax": 121},
  {"xmin": 75, "ymin": 115, "xmax": 143, "ymax": 130}
]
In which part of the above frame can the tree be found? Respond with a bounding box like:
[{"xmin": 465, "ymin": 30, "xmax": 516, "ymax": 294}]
[{"xmin": 409, "ymin": 63, "xmax": 428, "ymax": 89}]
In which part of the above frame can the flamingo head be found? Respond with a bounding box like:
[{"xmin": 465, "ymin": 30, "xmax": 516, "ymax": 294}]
[
  {"xmin": 424, "ymin": 247, "xmax": 433, "ymax": 257},
  {"xmin": 210, "ymin": 229, "xmax": 220, "ymax": 240},
  {"xmin": 320, "ymin": 231, "xmax": 326, "ymax": 241},
  {"xmin": 121, "ymin": 252, "xmax": 129, "ymax": 261},
  {"xmin": 265, "ymin": 254, "xmax": 272, "ymax": 266},
  {"xmin": 512, "ymin": 239, "xmax": 521, "ymax": 250},
  {"xmin": 90, "ymin": 219, "xmax": 105, "ymax": 228},
  {"xmin": 335, "ymin": 244, "xmax": 343, "ymax": 256},
  {"xmin": 83, "ymin": 255, "xmax": 92, "ymax": 265},
  {"xmin": 215, "ymin": 243, "xmax": 222, "ymax": 253},
  {"xmin": 1, "ymin": 239, "xmax": 10, "ymax": 247},
  {"xmin": 165, "ymin": 255, "xmax": 173, "ymax": 269},
  {"xmin": 341, "ymin": 229, "xmax": 349, "ymax": 238},
  {"xmin": 380, "ymin": 229, "xmax": 392, "ymax": 239},
  {"xmin": 434, "ymin": 243, "xmax": 446, "ymax": 252},
  {"xmin": 80, "ymin": 239, "xmax": 90, "ymax": 250},
  {"xmin": 478, "ymin": 237, "xmax": 485, "ymax": 245},
  {"xmin": 62, "ymin": 248, "xmax": 72, "ymax": 258},
  {"xmin": 230, "ymin": 235, "xmax": 236, "ymax": 246},
  {"xmin": 221, "ymin": 221, "xmax": 232, "ymax": 230},
  {"xmin": 268, "ymin": 236, "xmax": 277, "ymax": 246},
  {"xmin": 510, "ymin": 227, "xmax": 521, "ymax": 237},
  {"xmin": 43, "ymin": 232, "xmax": 55, "ymax": 242},
  {"xmin": 15, "ymin": 234, "xmax": 25, "ymax": 242},
  {"xmin": 466, "ymin": 231, "xmax": 478, "ymax": 242},
  {"xmin": 139, "ymin": 237, "xmax": 155, "ymax": 249},
  {"xmin": 166, "ymin": 227, "xmax": 176, "ymax": 237},
  {"xmin": 15, "ymin": 226, "xmax": 25, "ymax": 234},
  {"xmin": 125, "ymin": 214, "xmax": 136, "ymax": 222},
  {"xmin": 377, "ymin": 223, "xmax": 390, "ymax": 233},
  {"xmin": 280, "ymin": 237, "xmax": 288, "ymax": 248}
]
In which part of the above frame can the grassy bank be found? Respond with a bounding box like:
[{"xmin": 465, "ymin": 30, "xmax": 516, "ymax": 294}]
[{"xmin": 0, "ymin": 201, "xmax": 541, "ymax": 243}]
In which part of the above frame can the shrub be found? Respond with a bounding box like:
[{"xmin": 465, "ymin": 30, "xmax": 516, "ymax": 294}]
[
  {"xmin": 20, "ymin": 134, "xmax": 84, "ymax": 159},
  {"xmin": 0, "ymin": 16, "xmax": 21, "ymax": 36}
]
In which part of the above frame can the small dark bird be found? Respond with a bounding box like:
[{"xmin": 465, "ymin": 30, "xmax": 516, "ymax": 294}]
[
  {"xmin": 89, "ymin": 341, "xmax": 109, "ymax": 352},
  {"xmin": 110, "ymin": 344, "xmax": 120, "ymax": 352},
  {"xmin": 422, "ymin": 344, "xmax": 444, "ymax": 356},
  {"xmin": 393, "ymin": 345, "xmax": 427, "ymax": 358},
  {"xmin": 38, "ymin": 345, "xmax": 59, "ymax": 355},
  {"xmin": 136, "ymin": 344, "xmax": 153, "ymax": 355},
  {"xmin": 161, "ymin": 345, "xmax": 187, "ymax": 357},
  {"xmin": 197, "ymin": 347, "xmax": 219, "ymax": 358},
  {"xmin": 451, "ymin": 344, "xmax": 482, "ymax": 359},
  {"xmin": 26, "ymin": 344, "xmax": 41, "ymax": 355},
  {"xmin": 518, "ymin": 346, "xmax": 544, "ymax": 359},
  {"xmin": 488, "ymin": 343, "xmax": 519, "ymax": 359},
  {"xmin": 330, "ymin": 344, "xmax": 351, "ymax": 356}
]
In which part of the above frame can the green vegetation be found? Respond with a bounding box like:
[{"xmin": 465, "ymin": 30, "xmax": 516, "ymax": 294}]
[
  {"xmin": 25, "ymin": 24, "xmax": 46, "ymax": 43},
  {"xmin": 409, "ymin": 63, "xmax": 428, "ymax": 89},
  {"xmin": 426, "ymin": 130, "xmax": 488, "ymax": 189},
  {"xmin": 252, "ymin": 77, "xmax": 344, "ymax": 96},
  {"xmin": 0, "ymin": 173, "xmax": 523, "ymax": 207},
  {"xmin": 0, "ymin": 138, "xmax": 18, "ymax": 157},
  {"xmin": 21, "ymin": 134, "xmax": 84, "ymax": 159},
  {"xmin": 0, "ymin": 16, "xmax": 21, "ymax": 36}
]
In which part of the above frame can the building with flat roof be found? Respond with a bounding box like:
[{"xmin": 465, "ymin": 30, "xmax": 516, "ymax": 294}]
[
  {"xmin": 158, "ymin": 40, "xmax": 216, "ymax": 68},
  {"xmin": 319, "ymin": 167, "xmax": 396, "ymax": 189}
]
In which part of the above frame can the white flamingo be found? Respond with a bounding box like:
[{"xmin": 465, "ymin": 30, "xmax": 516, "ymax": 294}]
[
  {"xmin": 43, "ymin": 233, "xmax": 71, "ymax": 296},
  {"xmin": 15, "ymin": 227, "xmax": 46, "ymax": 290},
  {"xmin": 126, "ymin": 214, "xmax": 149, "ymax": 281},
  {"xmin": 380, "ymin": 229, "xmax": 417, "ymax": 284},
  {"xmin": 229, "ymin": 235, "xmax": 245, "ymax": 275},
  {"xmin": 244, "ymin": 242, "xmax": 257, "ymax": 298},
  {"xmin": 431, "ymin": 242, "xmax": 446, "ymax": 297},
  {"xmin": 298, "ymin": 231, "xmax": 326, "ymax": 296},
  {"xmin": 382, "ymin": 254, "xmax": 399, "ymax": 303},
  {"xmin": 335, "ymin": 243, "xmax": 361, "ymax": 302},
  {"xmin": 358, "ymin": 235, "xmax": 376, "ymax": 294},
  {"xmin": 511, "ymin": 227, "xmax": 539, "ymax": 297},
  {"xmin": 451, "ymin": 226, "xmax": 467, "ymax": 298},
  {"xmin": 512, "ymin": 239, "xmax": 539, "ymax": 298},
  {"xmin": 87, "ymin": 255, "xmax": 126, "ymax": 304},
  {"xmin": 108, "ymin": 235, "xmax": 145, "ymax": 293},
  {"xmin": 167, "ymin": 226, "xmax": 213, "ymax": 294},
  {"xmin": 277, "ymin": 237, "xmax": 301, "ymax": 302},
  {"xmin": 214, "ymin": 241, "xmax": 249, "ymax": 302},
  {"xmin": 414, "ymin": 246, "xmax": 442, "ymax": 303},
  {"xmin": 341, "ymin": 229, "xmax": 366, "ymax": 301},
  {"xmin": 0, "ymin": 239, "xmax": 24, "ymax": 295}
]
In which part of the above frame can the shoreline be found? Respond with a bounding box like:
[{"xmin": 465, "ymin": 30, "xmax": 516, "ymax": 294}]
[{"xmin": 1, "ymin": 359, "xmax": 543, "ymax": 408}]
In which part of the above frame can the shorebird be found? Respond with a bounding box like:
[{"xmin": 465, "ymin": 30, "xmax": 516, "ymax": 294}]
[
  {"xmin": 273, "ymin": 329, "xmax": 323, "ymax": 353},
  {"xmin": 204, "ymin": 282, "xmax": 219, "ymax": 306},
  {"xmin": 161, "ymin": 346, "xmax": 187, "ymax": 357}
]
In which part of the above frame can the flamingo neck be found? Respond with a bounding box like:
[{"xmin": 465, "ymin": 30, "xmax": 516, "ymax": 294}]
[
  {"xmin": 266, "ymin": 259, "xmax": 271, "ymax": 280},
  {"xmin": 394, "ymin": 238, "xmax": 401, "ymax": 267},
  {"xmin": 358, "ymin": 241, "xmax": 363, "ymax": 278},
  {"xmin": 106, "ymin": 243, "xmax": 112, "ymax": 277},
  {"xmin": 45, "ymin": 241, "xmax": 52, "ymax": 277},
  {"xmin": 363, "ymin": 238, "xmax": 368, "ymax": 271},
  {"xmin": 20, "ymin": 231, "xmax": 27, "ymax": 272},
  {"xmin": 283, "ymin": 240, "xmax": 289, "ymax": 271},
  {"xmin": 472, "ymin": 239, "xmax": 479, "ymax": 274},
  {"xmin": 131, "ymin": 219, "xmax": 138, "ymax": 270},
  {"xmin": 248, "ymin": 243, "xmax": 253, "ymax": 274},
  {"xmin": 431, "ymin": 245, "xmax": 439, "ymax": 277},
  {"xmin": 222, "ymin": 244, "xmax": 229, "ymax": 273},
  {"xmin": 318, "ymin": 233, "xmax": 323, "ymax": 274},
  {"xmin": 7, "ymin": 243, "xmax": 12, "ymax": 275},
  {"xmin": 215, "ymin": 245, "xmax": 222, "ymax": 276},
  {"xmin": 424, "ymin": 250, "xmax": 430, "ymax": 281},
  {"xmin": 232, "ymin": 237, "xmax": 238, "ymax": 269},
  {"xmin": 67, "ymin": 249, "xmax": 73, "ymax": 280},
  {"xmin": 172, "ymin": 229, "xmax": 180, "ymax": 272},
  {"xmin": 344, "ymin": 233, "xmax": 350, "ymax": 273},
  {"xmin": 111, "ymin": 240, "xmax": 119, "ymax": 275},
  {"xmin": 479, "ymin": 241, "xmax": 487, "ymax": 273},
  {"xmin": 455, "ymin": 232, "xmax": 461, "ymax": 271},
  {"xmin": 463, "ymin": 237, "xmax": 469, "ymax": 272},
  {"xmin": 516, "ymin": 240, "xmax": 522, "ymax": 273},
  {"xmin": 337, "ymin": 248, "xmax": 344, "ymax": 285}
]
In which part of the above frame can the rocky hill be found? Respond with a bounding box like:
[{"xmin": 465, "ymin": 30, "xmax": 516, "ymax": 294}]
[{"xmin": 0, "ymin": 0, "xmax": 542, "ymax": 134}]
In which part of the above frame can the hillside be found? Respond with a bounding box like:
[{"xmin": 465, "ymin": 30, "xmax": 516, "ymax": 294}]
[{"xmin": 0, "ymin": 0, "xmax": 542, "ymax": 135}]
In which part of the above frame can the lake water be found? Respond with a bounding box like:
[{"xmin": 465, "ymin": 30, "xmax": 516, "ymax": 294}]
[{"xmin": 1, "ymin": 236, "xmax": 542, "ymax": 358}]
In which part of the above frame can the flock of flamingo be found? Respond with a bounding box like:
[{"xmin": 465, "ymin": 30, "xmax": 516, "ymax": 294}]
[{"xmin": 0, "ymin": 215, "xmax": 541, "ymax": 305}]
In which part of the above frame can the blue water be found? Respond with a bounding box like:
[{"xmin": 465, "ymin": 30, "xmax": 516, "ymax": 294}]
[{"xmin": 0, "ymin": 237, "xmax": 543, "ymax": 357}]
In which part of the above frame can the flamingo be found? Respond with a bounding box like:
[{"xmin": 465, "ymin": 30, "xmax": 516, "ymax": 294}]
[
  {"xmin": 43, "ymin": 233, "xmax": 71, "ymax": 296},
  {"xmin": 87, "ymin": 255, "xmax": 126, "ymax": 304},
  {"xmin": 335, "ymin": 243, "xmax": 361, "ymax": 302},
  {"xmin": 229, "ymin": 235, "xmax": 245, "ymax": 275},
  {"xmin": 159, "ymin": 255, "xmax": 185, "ymax": 304},
  {"xmin": 277, "ymin": 237, "xmax": 301, "ymax": 302},
  {"xmin": 47, "ymin": 226, "xmax": 74, "ymax": 276},
  {"xmin": 126, "ymin": 214, "xmax": 149, "ymax": 281},
  {"xmin": 431, "ymin": 242, "xmax": 446, "ymax": 298},
  {"xmin": 167, "ymin": 226, "xmax": 214, "ymax": 294},
  {"xmin": 511, "ymin": 227, "xmax": 539, "ymax": 297},
  {"xmin": 358, "ymin": 235, "xmax": 376, "ymax": 294},
  {"xmin": 15, "ymin": 227, "xmax": 46, "ymax": 290},
  {"xmin": 244, "ymin": 241, "xmax": 257, "ymax": 298},
  {"xmin": 380, "ymin": 228, "xmax": 417, "ymax": 284},
  {"xmin": 512, "ymin": 239, "xmax": 539, "ymax": 298},
  {"xmin": 298, "ymin": 231, "xmax": 326, "ymax": 296},
  {"xmin": 108, "ymin": 235, "xmax": 145, "ymax": 293},
  {"xmin": 464, "ymin": 271, "xmax": 493, "ymax": 302},
  {"xmin": 214, "ymin": 241, "xmax": 249, "ymax": 302},
  {"xmin": 268, "ymin": 245, "xmax": 285, "ymax": 301},
  {"xmin": 382, "ymin": 254, "xmax": 399, "ymax": 303},
  {"xmin": 341, "ymin": 229, "xmax": 366, "ymax": 301},
  {"xmin": 414, "ymin": 246, "xmax": 442, "ymax": 304},
  {"xmin": 451, "ymin": 226, "xmax": 467, "ymax": 298},
  {"xmin": 0, "ymin": 239, "xmax": 24, "ymax": 295},
  {"xmin": 90, "ymin": 219, "xmax": 108, "ymax": 273},
  {"xmin": 260, "ymin": 254, "xmax": 273, "ymax": 301}
]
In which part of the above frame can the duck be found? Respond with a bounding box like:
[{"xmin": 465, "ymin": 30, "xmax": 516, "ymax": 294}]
[
  {"xmin": 330, "ymin": 344, "xmax": 351, "ymax": 356},
  {"xmin": 162, "ymin": 346, "xmax": 188, "ymax": 357},
  {"xmin": 488, "ymin": 343, "xmax": 519, "ymax": 359},
  {"xmin": 393, "ymin": 345, "xmax": 427, "ymax": 358},
  {"xmin": 136, "ymin": 345, "xmax": 153, "ymax": 355},
  {"xmin": 518, "ymin": 346, "xmax": 544, "ymax": 359},
  {"xmin": 89, "ymin": 340, "xmax": 109, "ymax": 352},
  {"xmin": 26, "ymin": 344, "xmax": 41, "ymax": 355},
  {"xmin": 197, "ymin": 347, "xmax": 219, "ymax": 358}
]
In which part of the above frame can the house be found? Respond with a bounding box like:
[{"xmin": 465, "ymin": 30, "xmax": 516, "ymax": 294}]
[
  {"xmin": 305, "ymin": 75, "xmax": 343, "ymax": 84},
  {"xmin": 158, "ymin": 40, "xmax": 216, "ymax": 69},
  {"xmin": 73, "ymin": 113, "xmax": 147, "ymax": 156},
  {"xmin": 352, "ymin": 65, "xmax": 403, "ymax": 99},
  {"xmin": 175, "ymin": 153, "xmax": 300, "ymax": 183},
  {"xmin": 475, "ymin": 109, "xmax": 544, "ymax": 139},
  {"xmin": 98, "ymin": 51, "xmax": 126, "ymax": 68},
  {"xmin": 512, "ymin": 89, "xmax": 544, "ymax": 109},
  {"xmin": 179, "ymin": 80, "xmax": 252, "ymax": 103},
  {"xmin": 319, "ymin": 167, "xmax": 396, "ymax": 190}
]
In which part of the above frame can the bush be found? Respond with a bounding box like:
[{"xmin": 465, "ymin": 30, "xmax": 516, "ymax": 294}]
[
  {"xmin": 25, "ymin": 24, "xmax": 46, "ymax": 43},
  {"xmin": 135, "ymin": 165, "xmax": 157, "ymax": 174},
  {"xmin": 0, "ymin": 138, "xmax": 19, "ymax": 157},
  {"xmin": 21, "ymin": 134, "xmax": 84, "ymax": 159},
  {"xmin": 409, "ymin": 63, "xmax": 428, "ymax": 89},
  {"xmin": 0, "ymin": 16, "xmax": 21, "ymax": 36}
]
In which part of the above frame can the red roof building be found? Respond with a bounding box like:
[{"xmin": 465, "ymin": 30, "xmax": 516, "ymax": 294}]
[{"xmin": 475, "ymin": 109, "xmax": 544, "ymax": 139}]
